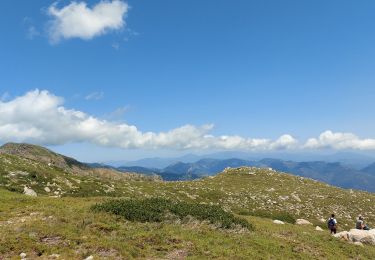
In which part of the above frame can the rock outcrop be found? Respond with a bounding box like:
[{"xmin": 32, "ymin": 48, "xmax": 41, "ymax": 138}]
[{"xmin": 334, "ymin": 229, "xmax": 375, "ymax": 245}]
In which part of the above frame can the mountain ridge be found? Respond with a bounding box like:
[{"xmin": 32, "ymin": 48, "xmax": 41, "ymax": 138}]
[{"xmin": 114, "ymin": 157, "xmax": 375, "ymax": 192}]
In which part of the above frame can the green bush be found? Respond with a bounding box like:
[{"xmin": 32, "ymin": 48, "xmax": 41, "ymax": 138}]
[{"xmin": 92, "ymin": 198, "xmax": 253, "ymax": 230}]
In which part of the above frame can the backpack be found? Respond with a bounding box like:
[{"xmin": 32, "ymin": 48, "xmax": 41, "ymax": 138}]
[{"xmin": 327, "ymin": 218, "xmax": 335, "ymax": 228}]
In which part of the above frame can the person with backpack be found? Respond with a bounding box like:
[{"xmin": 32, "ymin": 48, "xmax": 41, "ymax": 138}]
[
  {"xmin": 356, "ymin": 215, "xmax": 371, "ymax": 230},
  {"xmin": 327, "ymin": 214, "xmax": 337, "ymax": 234}
]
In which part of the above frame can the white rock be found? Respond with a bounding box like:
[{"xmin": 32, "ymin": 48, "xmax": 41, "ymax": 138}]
[
  {"xmin": 278, "ymin": 196, "xmax": 289, "ymax": 201},
  {"xmin": 353, "ymin": 241, "xmax": 364, "ymax": 247},
  {"xmin": 334, "ymin": 231, "xmax": 350, "ymax": 241},
  {"xmin": 20, "ymin": 252, "xmax": 27, "ymax": 259},
  {"xmin": 273, "ymin": 220, "xmax": 285, "ymax": 225},
  {"xmin": 23, "ymin": 187, "xmax": 37, "ymax": 197},
  {"xmin": 44, "ymin": 187, "xmax": 51, "ymax": 193},
  {"xmin": 84, "ymin": 256, "xmax": 94, "ymax": 260},
  {"xmin": 334, "ymin": 229, "xmax": 375, "ymax": 245},
  {"xmin": 315, "ymin": 226, "xmax": 323, "ymax": 231},
  {"xmin": 291, "ymin": 194, "xmax": 301, "ymax": 202},
  {"xmin": 349, "ymin": 229, "xmax": 375, "ymax": 245},
  {"xmin": 296, "ymin": 219, "xmax": 312, "ymax": 225}
]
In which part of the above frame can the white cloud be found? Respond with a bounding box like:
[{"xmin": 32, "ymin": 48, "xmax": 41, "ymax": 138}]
[
  {"xmin": 2, "ymin": 90, "xmax": 375, "ymax": 151},
  {"xmin": 270, "ymin": 134, "xmax": 299, "ymax": 150},
  {"xmin": 0, "ymin": 90, "xmax": 301, "ymax": 150},
  {"xmin": 304, "ymin": 130, "xmax": 375, "ymax": 150},
  {"xmin": 47, "ymin": 0, "xmax": 128, "ymax": 43},
  {"xmin": 85, "ymin": 91, "xmax": 104, "ymax": 100}
]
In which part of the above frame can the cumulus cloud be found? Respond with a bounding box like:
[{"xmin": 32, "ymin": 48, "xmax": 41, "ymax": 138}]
[
  {"xmin": 2, "ymin": 90, "xmax": 375, "ymax": 151},
  {"xmin": 0, "ymin": 90, "xmax": 301, "ymax": 150},
  {"xmin": 304, "ymin": 130, "xmax": 375, "ymax": 150},
  {"xmin": 47, "ymin": 0, "xmax": 128, "ymax": 43}
]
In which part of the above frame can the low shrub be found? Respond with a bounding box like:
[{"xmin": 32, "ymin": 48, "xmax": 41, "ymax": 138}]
[{"xmin": 92, "ymin": 198, "xmax": 253, "ymax": 230}]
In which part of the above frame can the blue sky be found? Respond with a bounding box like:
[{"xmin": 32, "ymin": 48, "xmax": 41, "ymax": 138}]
[{"xmin": 1, "ymin": 0, "xmax": 375, "ymax": 161}]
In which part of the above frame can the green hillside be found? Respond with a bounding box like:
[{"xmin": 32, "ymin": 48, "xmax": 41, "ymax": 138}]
[
  {"xmin": 1, "ymin": 144, "xmax": 375, "ymax": 259},
  {"xmin": 0, "ymin": 145, "xmax": 161, "ymax": 197}
]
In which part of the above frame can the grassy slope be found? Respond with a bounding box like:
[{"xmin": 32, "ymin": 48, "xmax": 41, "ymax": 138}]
[
  {"xmin": 1, "ymin": 153, "xmax": 375, "ymax": 259},
  {"xmin": 0, "ymin": 154, "xmax": 159, "ymax": 197},
  {"xmin": 1, "ymin": 189, "xmax": 375, "ymax": 259}
]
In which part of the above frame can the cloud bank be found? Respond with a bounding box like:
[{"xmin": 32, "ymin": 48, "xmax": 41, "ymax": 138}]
[
  {"xmin": 304, "ymin": 131, "xmax": 375, "ymax": 150},
  {"xmin": 47, "ymin": 0, "xmax": 128, "ymax": 43},
  {"xmin": 0, "ymin": 90, "xmax": 374, "ymax": 151}
]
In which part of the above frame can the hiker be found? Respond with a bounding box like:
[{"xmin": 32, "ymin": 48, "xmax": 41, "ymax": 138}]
[
  {"xmin": 356, "ymin": 216, "xmax": 371, "ymax": 230},
  {"xmin": 327, "ymin": 214, "xmax": 337, "ymax": 234}
]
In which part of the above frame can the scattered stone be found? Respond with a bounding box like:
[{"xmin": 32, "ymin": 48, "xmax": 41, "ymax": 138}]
[
  {"xmin": 20, "ymin": 252, "xmax": 27, "ymax": 259},
  {"xmin": 49, "ymin": 254, "xmax": 60, "ymax": 259},
  {"xmin": 273, "ymin": 220, "xmax": 285, "ymax": 225},
  {"xmin": 84, "ymin": 256, "xmax": 94, "ymax": 260},
  {"xmin": 315, "ymin": 226, "xmax": 323, "ymax": 231},
  {"xmin": 291, "ymin": 194, "xmax": 301, "ymax": 202},
  {"xmin": 41, "ymin": 236, "xmax": 62, "ymax": 245},
  {"xmin": 23, "ymin": 186, "xmax": 37, "ymax": 197},
  {"xmin": 44, "ymin": 187, "xmax": 51, "ymax": 193},
  {"xmin": 278, "ymin": 195, "xmax": 289, "ymax": 201},
  {"xmin": 166, "ymin": 249, "xmax": 188, "ymax": 260},
  {"xmin": 353, "ymin": 241, "xmax": 364, "ymax": 247},
  {"xmin": 296, "ymin": 219, "xmax": 312, "ymax": 225},
  {"xmin": 10, "ymin": 171, "xmax": 30, "ymax": 176}
]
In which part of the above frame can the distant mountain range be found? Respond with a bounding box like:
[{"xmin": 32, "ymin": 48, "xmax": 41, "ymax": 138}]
[
  {"xmin": 105, "ymin": 157, "xmax": 375, "ymax": 192},
  {"xmin": 108, "ymin": 151, "xmax": 375, "ymax": 170}
]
